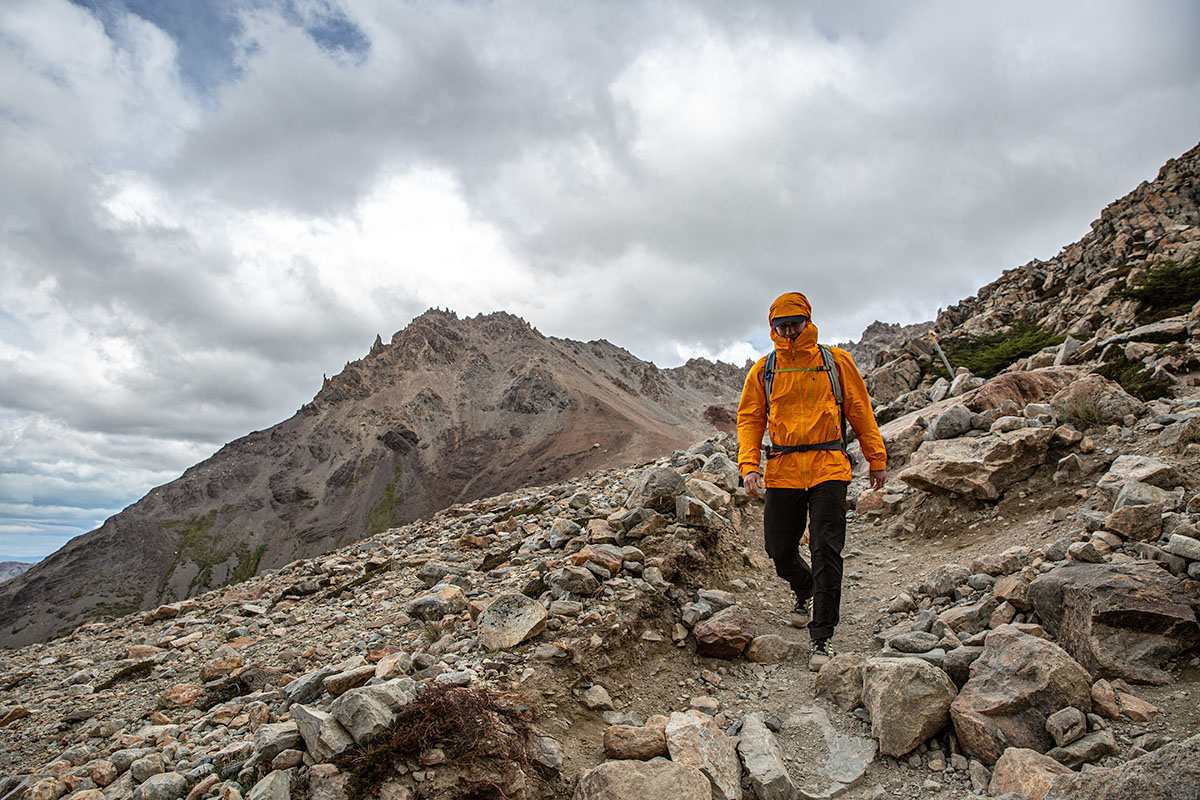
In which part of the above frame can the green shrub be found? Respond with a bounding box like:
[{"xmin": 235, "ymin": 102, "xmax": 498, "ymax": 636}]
[
  {"xmin": 1095, "ymin": 348, "xmax": 1172, "ymax": 401},
  {"xmin": 1119, "ymin": 255, "xmax": 1200, "ymax": 323},
  {"xmin": 938, "ymin": 321, "xmax": 1066, "ymax": 379}
]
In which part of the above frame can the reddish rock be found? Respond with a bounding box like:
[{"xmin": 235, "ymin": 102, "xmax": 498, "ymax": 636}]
[
  {"xmin": 950, "ymin": 626, "xmax": 1092, "ymax": 766},
  {"xmin": 1090, "ymin": 679, "xmax": 1121, "ymax": 719},
  {"xmin": 159, "ymin": 684, "xmax": 204, "ymax": 709},
  {"xmin": 989, "ymin": 747, "xmax": 1073, "ymax": 800},
  {"xmin": 692, "ymin": 606, "xmax": 756, "ymax": 659},
  {"xmin": 1103, "ymin": 504, "xmax": 1163, "ymax": 541},
  {"xmin": 993, "ymin": 567, "xmax": 1037, "ymax": 611}
]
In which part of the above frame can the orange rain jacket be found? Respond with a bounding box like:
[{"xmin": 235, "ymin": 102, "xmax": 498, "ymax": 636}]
[{"xmin": 737, "ymin": 292, "xmax": 887, "ymax": 489}]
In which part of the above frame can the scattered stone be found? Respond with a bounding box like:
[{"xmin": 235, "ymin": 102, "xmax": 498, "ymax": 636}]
[
  {"xmin": 692, "ymin": 606, "xmax": 756, "ymax": 659},
  {"xmin": 477, "ymin": 592, "xmax": 548, "ymax": 650},
  {"xmin": 1045, "ymin": 706, "xmax": 1087, "ymax": 747}
]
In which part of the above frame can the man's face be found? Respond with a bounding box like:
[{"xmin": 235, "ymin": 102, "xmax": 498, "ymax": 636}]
[{"xmin": 773, "ymin": 318, "xmax": 808, "ymax": 339}]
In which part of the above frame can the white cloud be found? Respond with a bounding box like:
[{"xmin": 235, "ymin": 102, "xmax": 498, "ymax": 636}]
[{"xmin": 1, "ymin": 0, "xmax": 1199, "ymax": 557}]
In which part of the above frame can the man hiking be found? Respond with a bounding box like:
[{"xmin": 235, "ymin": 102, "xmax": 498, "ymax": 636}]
[{"xmin": 737, "ymin": 291, "xmax": 887, "ymax": 671}]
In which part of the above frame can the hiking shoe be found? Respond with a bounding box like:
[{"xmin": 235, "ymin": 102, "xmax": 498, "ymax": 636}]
[
  {"xmin": 809, "ymin": 639, "xmax": 834, "ymax": 672},
  {"xmin": 789, "ymin": 597, "xmax": 813, "ymax": 629}
]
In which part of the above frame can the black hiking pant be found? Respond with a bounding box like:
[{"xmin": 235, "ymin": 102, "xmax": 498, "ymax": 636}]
[{"xmin": 763, "ymin": 481, "xmax": 848, "ymax": 642}]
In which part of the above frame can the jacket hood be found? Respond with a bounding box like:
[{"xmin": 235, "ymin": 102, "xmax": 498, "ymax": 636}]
[{"xmin": 768, "ymin": 292, "xmax": 818, "ymax": 353}]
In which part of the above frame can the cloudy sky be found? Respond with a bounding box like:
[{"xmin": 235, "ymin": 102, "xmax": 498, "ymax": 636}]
[{"xmin": 1, "ymin": 0, "xmax": 1198, "ymax": 560}]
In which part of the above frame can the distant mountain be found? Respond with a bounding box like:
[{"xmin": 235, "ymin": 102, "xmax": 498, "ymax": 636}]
[
  {"xmin": 0, "ymin": 311, "xmax": 745, "ymax": 647},
  {"xmin": 0, "ymin": 562, "xmax": 35, "ymax": 584}
]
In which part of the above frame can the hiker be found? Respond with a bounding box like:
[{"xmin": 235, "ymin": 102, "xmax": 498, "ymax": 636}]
[{"xmin": 737, "ymin": 291, "xmax": 888, "ymax": 671}]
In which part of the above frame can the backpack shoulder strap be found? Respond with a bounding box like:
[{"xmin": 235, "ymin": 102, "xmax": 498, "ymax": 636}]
[
  {"xmin": 763, "ymin": 350, "xmax": 777, "ymax": 428},
  {"xmin": 819, "ymin": 345, "xmax": 852, "ymax": 447}
]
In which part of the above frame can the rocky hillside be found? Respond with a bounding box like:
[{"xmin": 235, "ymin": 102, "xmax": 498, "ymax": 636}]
[
  {"xmin": 0, "ymin": 352, "xmax": 1198, "ymax": 799},
  {"xmin": 0, "ymin": 311, "xmax": 745, "ymax": 648},
  {"xmin": 860, "ymin": 140, "xmax": 1200, "ymax": 409}
]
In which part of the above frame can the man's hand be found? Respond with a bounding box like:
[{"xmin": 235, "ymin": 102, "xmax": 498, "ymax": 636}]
[
  {"xmin": 743, "ymin": 471, "xmax": 762, "ymax": 500},
  {"xmin": 869, "ymin": 469, "xmax": 887, "ymax": 491}
]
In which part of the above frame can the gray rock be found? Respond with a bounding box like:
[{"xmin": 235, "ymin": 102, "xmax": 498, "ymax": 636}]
[
  {"xmin": 862, "ymin": 657, "xmax": 957, "ymax": 757},
  {"xmin": 887, "ymin": 630, "xmax": 941, "ymax": 653},
  {"xmin": 544, "ymin": 566, "xmax": 601, "ymax": 597},
  {"xmin": 282, "ymin": 665, "xmax": 339, "ymax": 706},
  {"xmin": 291, "ymin": 704, "xmax": 355, "ymax": 762},
  {"xmin": 665, "ymin": 709, "xmax": 743, "ymax": 800},
  {"xmin": 1164, "ymin": 533, "xmax": 1200, "ymax": 561},
  {"xmin": 1045, "ymin": 728, "xmax": 1118, "ymax": 768},
  {"xmin": 942, "ymin": 646, "xmax": 985, "ymax": 688},
  {"xmin": 131, "ymin": 772, "xmax": 188, "ymax": 800},
  {"xmin": 736, "ymin": 713, "xmax": 794, "ymax": 800},
  {"xmin": 252, "ymin": 722, "xmax": 302, "ymax": 764},
  {"xmin": 1043, "ymin": 733, "xmax": 1200, "ymax": 799},
  {"xmin": 477, "ymin": 592, "xmax": 548, "ymax": 650},
  {"xmin": 247, "ymin": 770, "xmax": 292, "ymax": 800},
  {"xmin": 1114, "ymin": 480, "xmax": 1182, "ymax": 511},
  {"xmin": 330, "ymin": 680, "xmax": 416, "ymax": 744},
  {"xmin": 130, "ymin": 754, "xmax": 164, "ymax": 783},
  {"xmin": 676, "ymin": 495, "xmax": 719, "ymax": 527},
  {"xmin": 625, "ymin": 467, "xmax": 687, "ymax": 513},
  {"xmin": 930, "ymin": 405, "xmax": 974, "ymax": 439},
  {"xmin": 573, "ymin": 760, "xmax": 711, "ymax": 799}
]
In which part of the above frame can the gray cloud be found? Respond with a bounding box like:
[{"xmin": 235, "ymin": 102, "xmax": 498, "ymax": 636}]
[{"xmin": 2, "ymin": 0, "xmax": 1199, "ymax": 557}]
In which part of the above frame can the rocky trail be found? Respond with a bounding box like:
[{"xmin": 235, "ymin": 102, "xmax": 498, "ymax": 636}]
[{"xmin": 2, "ymin": 341, "xmax": 1200, "ymax": 800}]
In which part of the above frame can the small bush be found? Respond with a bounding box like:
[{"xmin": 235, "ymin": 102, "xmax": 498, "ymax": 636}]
[
  {"xmin": 1055, "ymin": 398, "xmax": 1109, "ymax": 429},
  {"xmin": 938, "ymin": 321, "xmax": 1066, "ymax": 379},
  {"xmin": 1119, "ymin": 255, "xmax": 1200, "ymax": 323},
  {"xmin": 336, "ymin": 685, "xmax": 537, "ymax": 800},
  {"xmin": 1095, "ymin": 348, "xmax": 1172, "ymax": 402}
]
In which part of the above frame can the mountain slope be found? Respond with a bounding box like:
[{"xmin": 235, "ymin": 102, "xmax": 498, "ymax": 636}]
[{"xmin": 0, "ymin": 311, "xmax": 744, "ymax": 647}]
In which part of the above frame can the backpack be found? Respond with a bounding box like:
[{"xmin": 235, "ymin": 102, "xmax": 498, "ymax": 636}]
[{"xmin": 762, "ymin": 345, "xmax": 853, "ymax": 460}]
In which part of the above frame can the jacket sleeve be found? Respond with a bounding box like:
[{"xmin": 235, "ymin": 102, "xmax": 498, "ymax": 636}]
[
  {"xmin": 736, "ymin": 358, "xmax": 768, "ymax": 477},
  {"xmin": 834, "ymin": 348, "xmax": 888, "ymax": 471}
]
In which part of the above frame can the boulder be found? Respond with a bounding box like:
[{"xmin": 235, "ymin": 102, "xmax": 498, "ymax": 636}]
[
  {"xmin": 989, "ymin": 747, "xmax": 1073, "ymax": 800},
  {"xmin": 692, "ymin": 606, "xmax": 756, "ymax": 659},
  {"xmin": 1027, "ymin": 562, "xmax": 1200, "ymax": 684},
  {"xmin": 950, "ymin": 625, "xmax": 1093, "ymax": 765},
  {"xmin": 939, "ymin": 596, "xmax": 1000, "ymax": 635},
  {"xmin": 861, "ymin": 657, "xmax": 958, "ymax": 757},
  {"xmin": 815, "ymin": 653, "xmax": 866, "ymax": 711},
  {"xmin": 404, "ymin": 584, "xmax": 468, "ymax": 621},
  {"xmin": 930, "ymin": 405, "xmax": 974, "ymax": 439},
  {"xmin": 1095, "ymin": 455, "xmax": 1182, "ymax": 494},
  {"xmin": 736, "ymin": 713, "xmax": 794, "ymax": 800},
  {"xmin": 477, "ymin": 593, "xmax": 548, "ymax": 650},
  {"xmin": 625, "ymin": 467, "xmax": 687, "ymax": 512},
  {"xmin": 603, "ymin": 717, "xmax": 668, "ymax": 760},
  {"xmin": 745, "ymin": 634, "xmax": 800, "ymax": 664},
  {"xmin": 1103, "ymin": 504, "xmax": 1163, "ymax": 541},
  {"xmin": 665, "ymin": 709, "xmax": 743, "ymax": 800},
  {"xmin": 1043, "ymin": 733, "xmax": 1200, "ymax": 800},
  {"xmin": 291, "ymin": 704, "xmax": 355, "ymax": 762},
  {"xmin": 899, "ymin": 428, "xmax": 1055, "ymax": 500},
  {"xmin": 1049, "ymin": 373, "xmax": 1145, "ymax": 426},
  {"xmin": 879, "ymin": 415, "xmax": 929, "ymax": 468},
  {"xmin": 573, "ymin": 760, "xmax": 710, "ymax": 800},
  {"xmin": 966, "ymin": 369, "xmax": 1079, "ymax": 413}
]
